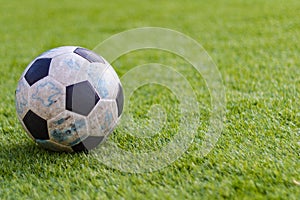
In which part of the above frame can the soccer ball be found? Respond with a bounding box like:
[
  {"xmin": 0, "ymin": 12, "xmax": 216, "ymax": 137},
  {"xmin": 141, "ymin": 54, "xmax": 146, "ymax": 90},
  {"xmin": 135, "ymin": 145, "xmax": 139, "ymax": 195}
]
[{"xmin": 15, "ymin": 46, "xmax": 124, "ymax": 152}]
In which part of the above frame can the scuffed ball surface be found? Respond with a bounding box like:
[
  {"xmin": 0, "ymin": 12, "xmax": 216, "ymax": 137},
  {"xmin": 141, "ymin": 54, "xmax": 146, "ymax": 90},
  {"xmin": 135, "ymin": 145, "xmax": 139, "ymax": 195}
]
[{"xmin": 15, "ymin": 46, "xmax": 124, "ymax": 152}]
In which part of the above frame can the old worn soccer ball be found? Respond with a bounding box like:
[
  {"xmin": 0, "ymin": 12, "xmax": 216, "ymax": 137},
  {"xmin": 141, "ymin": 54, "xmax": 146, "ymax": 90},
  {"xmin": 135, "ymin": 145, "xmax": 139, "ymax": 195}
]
[{"xmin": 15, "ymin": 46, "xmax": 123, "ymax": 152}]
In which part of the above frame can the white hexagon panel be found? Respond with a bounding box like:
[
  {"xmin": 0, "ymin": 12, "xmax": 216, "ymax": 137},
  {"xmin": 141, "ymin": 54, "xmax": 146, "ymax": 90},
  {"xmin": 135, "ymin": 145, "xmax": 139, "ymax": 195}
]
[
  {"xmin": 48, "ymin": 110, "xmax": 88, "ymax": 147},
  {"xmin": 15, "ymin": 77, "xmax": 30, "ymax": 119},
  {"xmin": 87, "ymin": 99, "xmax": 118, "ymax": 137},
  {"xmin": 89, "ymin": 66, "xmax": 120, "ymax": 100},
  {"xmin": 86, "ymin": 62, "xmax": 109, "ymax": 90},
  {"xmin": 49, "ymin": 53, "xmax": 90, "ymax": 86},
  {"xmin": 29, "ymin": 76, "xmax": 65, "ymax": 120}
]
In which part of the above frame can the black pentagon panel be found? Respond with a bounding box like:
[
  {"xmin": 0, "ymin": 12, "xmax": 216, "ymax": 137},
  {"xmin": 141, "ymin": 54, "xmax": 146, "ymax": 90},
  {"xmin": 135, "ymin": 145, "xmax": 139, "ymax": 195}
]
[
  {"xmin": 23, "ymin": 110, "xmax": 49, "ymax": 140},
  {"xmin": 116, "ymin": 84, "xmax": 124, "ymax": 117},
  {"xmin": 66, "ymin": 81, "xmax": 100, "ymax": 116},
  {"xmin": 71, "ymin": 136, "xmax": 104, "ymax": 152},
  {"xmin": 25, "ymin": 58, "xmax": 52, "ymax": 86},
  {"xmin": 74, "ymin": 47, "xmax": 105, "ymax": 64}
]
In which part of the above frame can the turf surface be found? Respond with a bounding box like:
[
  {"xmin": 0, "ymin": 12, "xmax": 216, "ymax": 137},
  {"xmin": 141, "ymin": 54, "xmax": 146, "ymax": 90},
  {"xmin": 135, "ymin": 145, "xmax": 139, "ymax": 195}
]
[{"xmin": 0, "ymin": 0, "xmax": 300, "ymax": 199}]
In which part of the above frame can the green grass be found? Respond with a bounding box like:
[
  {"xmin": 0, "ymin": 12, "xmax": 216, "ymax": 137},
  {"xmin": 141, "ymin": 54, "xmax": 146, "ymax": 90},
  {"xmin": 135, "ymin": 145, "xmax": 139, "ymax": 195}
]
[{"xmin": 1, "ymin": 0, "xmax": 300, "ymax": 199}]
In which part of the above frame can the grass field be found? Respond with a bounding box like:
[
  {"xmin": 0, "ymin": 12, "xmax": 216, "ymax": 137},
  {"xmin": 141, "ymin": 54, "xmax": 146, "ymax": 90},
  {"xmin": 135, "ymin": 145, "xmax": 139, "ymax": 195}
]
[{"xmin": 0, "ymin": 0, "xmax": 300, "ymax": 199}]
